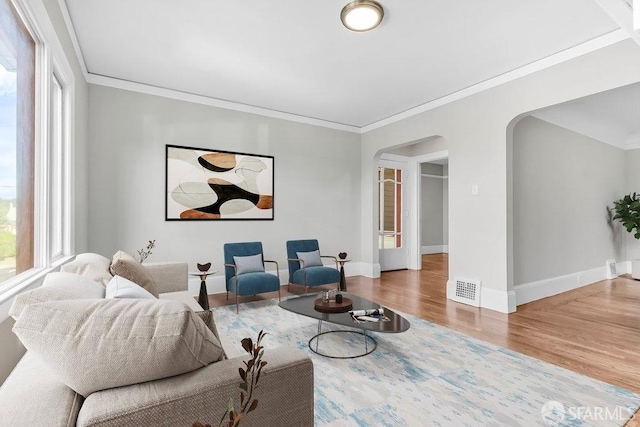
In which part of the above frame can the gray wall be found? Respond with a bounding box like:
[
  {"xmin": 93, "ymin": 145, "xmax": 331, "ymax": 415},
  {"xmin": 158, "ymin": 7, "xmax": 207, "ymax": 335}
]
[
  {"xmin": 361, "ymin": 40, "xmax": 640, "ymax": 313},
  {"xmin": 420, "ymin": 163, "xmax": 446, "ymax": 247},
  {"xmin": 87, "ymin": 85, "xmax": 361, "ymax": 279},
  {"xmin": 0, "ymin": 317, "xmax": 23, "ymax": 384},
  {"xmin": 623, "ymin": 149, "xmax": 640, "ymax": 260},
  {"xmin": 513, "ymin": 116, "xmax": 625, "ymax": 285}
]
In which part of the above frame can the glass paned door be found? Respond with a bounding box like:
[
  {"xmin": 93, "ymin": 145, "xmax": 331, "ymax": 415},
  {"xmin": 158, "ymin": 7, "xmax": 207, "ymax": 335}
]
[
  {"xmin": 378, "ymin": 166, "xmax": 407, "ymax": 271},
  {"xmin": 378, "ymin": 167, "xmax": 402, "ymax": 249}
]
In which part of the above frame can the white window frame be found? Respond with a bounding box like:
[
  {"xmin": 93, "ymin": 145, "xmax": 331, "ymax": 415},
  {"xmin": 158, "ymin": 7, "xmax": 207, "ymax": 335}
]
[{"xmin": 0, "ymin": 0, "xmax": 75, "ymax": 311}]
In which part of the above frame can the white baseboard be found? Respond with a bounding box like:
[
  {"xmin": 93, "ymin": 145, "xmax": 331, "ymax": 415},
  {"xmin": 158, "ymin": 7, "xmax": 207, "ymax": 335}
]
[
  {"xmin": 446, "ymin": 280, "xmax": 516, "ymax": 313},
  {"xmin": 618, "ymin": 260, "xmax": 631, "ymax": 275},
  {"xmin": 481, "ymin": 287, "xmax": 516, "ymax": 313},
  {"xmin": 514, "ymin": 261, "xmax": 629, "ymax": 306},
  {"xmin": 359, "ymin": 262, "xmax": 381, "ymax": 278},
  {"xmin": 421, "ymin": 245, "xmax": 448, "ymax": 254}
]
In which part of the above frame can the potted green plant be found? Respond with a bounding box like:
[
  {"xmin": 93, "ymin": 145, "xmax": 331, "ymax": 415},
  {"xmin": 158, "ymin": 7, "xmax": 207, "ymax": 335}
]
[{"xmin": 611, "ymin": 192, "xmax": 640, "ymax": 278}]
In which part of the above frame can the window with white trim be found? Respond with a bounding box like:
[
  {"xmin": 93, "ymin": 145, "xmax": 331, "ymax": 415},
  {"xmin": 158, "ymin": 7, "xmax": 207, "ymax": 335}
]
[{"xmin": 0, "ymin": 0, "xmax": 73, "ymax": 292}]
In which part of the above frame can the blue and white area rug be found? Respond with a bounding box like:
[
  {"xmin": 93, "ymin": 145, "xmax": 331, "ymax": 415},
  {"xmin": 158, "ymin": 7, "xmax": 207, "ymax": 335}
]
[{"xmin": 212, "ymin": 299, "xmax": 639, "ymax": 427}]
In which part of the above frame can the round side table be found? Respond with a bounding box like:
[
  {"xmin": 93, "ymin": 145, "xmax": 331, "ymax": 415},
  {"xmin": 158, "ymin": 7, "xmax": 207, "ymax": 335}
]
[
  {"xmin": 189, "ymin": 270, "xmax": 217, "ymax": 310},
  {"xmin": 336, "ymin": 259, "xmax": 350, "ymax": 292}
]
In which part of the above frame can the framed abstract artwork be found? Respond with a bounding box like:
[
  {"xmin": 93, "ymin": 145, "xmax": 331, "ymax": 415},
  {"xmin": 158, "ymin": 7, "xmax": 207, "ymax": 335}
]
[{"xmin": 165, "ymin": 144, "xmax": 274, "ymax": 220}]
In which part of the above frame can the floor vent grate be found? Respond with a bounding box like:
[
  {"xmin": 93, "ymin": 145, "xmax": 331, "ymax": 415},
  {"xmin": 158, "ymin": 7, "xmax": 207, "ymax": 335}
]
[
  {"xmin": 451, "ymin": 277, "xmax": 481, "ymax": 307},
  {"xmin": 605, "ymin": 259, "xmax": 618, "ymax": 279}
]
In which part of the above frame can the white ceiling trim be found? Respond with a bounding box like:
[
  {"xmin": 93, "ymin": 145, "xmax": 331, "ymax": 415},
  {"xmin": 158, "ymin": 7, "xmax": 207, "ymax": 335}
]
[
  {"xmin": 86, "ymin": 74, "xmax": 362, "ymax": 133},
  {"xmin": 56, "ymin": 0, "xmax": 628, "ymax": 135},
  {"xmin": 361, "ymin": 29, "xmax": 629, "ymax": 133},
  {"xmin": 57, "ymin": 0, "xmax": 87, "ymax": 78},
  {"xmin": 635, "ymin": 0, "xmax": 640, "ymax": 31},
  {"xmin": 85, "ymin": 29, "xmax": 628, "ymax": 136},
  {"xmin": 593, "ymin": 0, "xmax": 640, "ymax": 45}
]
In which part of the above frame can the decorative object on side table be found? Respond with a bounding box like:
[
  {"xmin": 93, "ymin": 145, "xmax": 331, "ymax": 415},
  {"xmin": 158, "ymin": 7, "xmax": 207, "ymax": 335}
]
[
  {"xmin": 197, "ymin": 262, "xmax": 212, "ymax": 272},
  {"xmin": 314, "ymin": 290, "xmax": 353, "ymax": 313},
  {"xmin": 336, "ymin": 252, "xmax": 350, "ymax": 292},
  {"xmin": 190, "ymin": 264, "xmax": 217, "ymax": 310},
  {"xmin": 193, "ymin": 330, "xmax": 268, "ymax": 427},
  {"xmin": 135, "ymin": 239, "xmax": 156, "ymax": 263}
]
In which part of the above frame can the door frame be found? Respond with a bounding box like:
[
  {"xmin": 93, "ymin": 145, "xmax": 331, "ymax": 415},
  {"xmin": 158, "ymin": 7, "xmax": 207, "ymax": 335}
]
[{"xmin": 408, "ymin": 151, "xmax": 449, "ymax": 270}]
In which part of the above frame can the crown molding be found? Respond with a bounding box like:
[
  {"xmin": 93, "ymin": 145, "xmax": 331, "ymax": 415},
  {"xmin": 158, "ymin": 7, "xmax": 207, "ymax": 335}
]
[
  {"xmin": 57, "ymin": 0, "xmax": 88, "ymax": 79},
  {"xmin": 56, "ymin": 0, "xmax": 628, "ymax": 136},
  {"xmin": 361, "ymin": 29, "xmax": 629, "ymax": 133},
  {"xmin": 85, "ymin": 74, "xmax": 362, "ymax": 133}
]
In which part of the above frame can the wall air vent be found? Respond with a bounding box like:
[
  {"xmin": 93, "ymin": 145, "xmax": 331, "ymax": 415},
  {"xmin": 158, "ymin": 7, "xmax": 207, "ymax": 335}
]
[
  {"xmin": 452, "ymin": 277, "xmax": 481, "ymax": 307},
  {"xmin": 605, "ymin": 259, "xmax": 618, "ymax": 279}
]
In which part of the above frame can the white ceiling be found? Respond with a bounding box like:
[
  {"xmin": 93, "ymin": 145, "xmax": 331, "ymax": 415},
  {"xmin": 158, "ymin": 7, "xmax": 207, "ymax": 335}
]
[
  {"xmin": 63, "ymin": 0, "xmax": 621, "ymax": 129},
  {"xmin": 532, "ymin": 82, "xmax": 640, "ymax": 149}
]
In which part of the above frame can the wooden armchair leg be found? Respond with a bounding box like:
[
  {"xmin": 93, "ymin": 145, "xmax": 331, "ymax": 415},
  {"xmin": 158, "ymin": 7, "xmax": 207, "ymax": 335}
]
[
  {"xmin": 236, "ymin": 293, "xmax": 239, "ymax": 314},
  {"xmin": 226, "ymin": 291, "xmax": 229, "ymax": 301},
  {"xmin": 278, "ymin": 287, "xmax": 281, "ymax": 302}
]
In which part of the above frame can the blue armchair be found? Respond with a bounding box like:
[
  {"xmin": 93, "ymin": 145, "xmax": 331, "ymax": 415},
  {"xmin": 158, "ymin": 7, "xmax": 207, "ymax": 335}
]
[
  {"xmin": 286, "ymin": 239, "xmax": 340, "ymax": 293},
  {"xmin": 224, "ymin": 242, "xmax": 280, "ymax": 313}
]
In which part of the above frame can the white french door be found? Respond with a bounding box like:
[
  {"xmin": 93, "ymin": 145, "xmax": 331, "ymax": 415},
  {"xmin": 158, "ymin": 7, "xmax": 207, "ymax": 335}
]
[{"xmin": 378, "ymin": 164, "xmax": 408, "ymax": 271}]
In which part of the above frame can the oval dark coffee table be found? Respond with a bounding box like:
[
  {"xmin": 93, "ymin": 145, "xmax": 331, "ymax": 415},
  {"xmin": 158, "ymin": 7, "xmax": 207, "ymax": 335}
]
[{"xmin": 279, "ymin": 293, "xmax": 410, "ymax": 358}]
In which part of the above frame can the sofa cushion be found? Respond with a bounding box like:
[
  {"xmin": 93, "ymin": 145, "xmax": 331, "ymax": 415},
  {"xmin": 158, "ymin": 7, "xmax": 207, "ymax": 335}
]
[
  {"xmin": 195, "ymin": 310, "xmax": 227, "ymax": 359},
  {"xmin": 159, "ymin": 291, "xmax": 202, "ymax": 312},
  {"xmin": 292, "ymin": 266, "xmax": 340, "ymax": 287},
  {"xmin": 105, "ymin": 275, "xmax": 156, "ymax": 299},
  {"xmin": 0, "ymin": 352, "xmax": 83, "ymax": 426},
  {"xmin": 9, "ymin": 272, "xmax": 106, "ymax": 320},
  {"xmin": 110, "ymin": 250, "xmax": 159, "ymax": 297},
  {"xmin": 60, "ymin": 253, "xmax": 112, "ymax": 286},
  {"xmin": 12, "ymin": 298, "xmax": 224, "ymax": 397}
]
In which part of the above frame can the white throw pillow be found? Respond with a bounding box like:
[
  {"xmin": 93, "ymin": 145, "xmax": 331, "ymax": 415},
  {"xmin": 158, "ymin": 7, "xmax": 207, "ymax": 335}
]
[
  {"xmin": 297, "ymin": 250, "xmax": 323, "ymax": 268},
  {"xmin": 233, "ymin": 254, "xmax": 265, "ymax": 275},
  {"xmin": 12, "ymin": 298, "xmax": 225, "ymax": 397},
  {"xmin": 60, "ymin": 253, "xmax": 113, "ymax": 286},
  {"xmin": 9, "ymin": 272, "xmax": 106, "ymax": 321},
  {"xmin": 106, "ymin": 275, "xmax": 156, "ymax": 299}
]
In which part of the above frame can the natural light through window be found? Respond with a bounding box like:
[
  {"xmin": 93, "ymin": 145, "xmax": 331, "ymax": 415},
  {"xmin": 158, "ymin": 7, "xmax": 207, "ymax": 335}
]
[{"xmin": 0, "ymin": 48, "xmax": 18, "ymax": 284}]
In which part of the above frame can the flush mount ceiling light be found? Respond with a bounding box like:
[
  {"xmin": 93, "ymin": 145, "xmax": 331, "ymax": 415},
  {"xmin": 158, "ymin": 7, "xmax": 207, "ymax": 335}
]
[{"xmin": 341, "ymin": 0, "xmax": 384, "ymax": 32}]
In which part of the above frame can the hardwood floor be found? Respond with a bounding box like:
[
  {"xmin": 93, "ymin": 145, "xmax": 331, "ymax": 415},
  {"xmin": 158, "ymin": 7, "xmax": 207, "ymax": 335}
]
[{"xmin": 206, "ymin": 253, "xmax": 640, "ymax": 424}]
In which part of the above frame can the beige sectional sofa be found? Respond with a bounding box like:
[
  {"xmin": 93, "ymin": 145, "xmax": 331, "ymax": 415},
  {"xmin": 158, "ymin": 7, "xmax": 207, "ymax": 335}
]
[{"xmin": 0, "ymin": 253, "xmax": 314, "ymax": 426}]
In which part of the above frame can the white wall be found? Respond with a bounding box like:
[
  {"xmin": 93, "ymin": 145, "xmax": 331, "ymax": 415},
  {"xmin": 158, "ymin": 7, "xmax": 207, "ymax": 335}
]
[
  {"xmin": 513, "ymin": 116, "xmax": 625, "ymax": 285},
  {"xmin": 623, "ymin": 149, "xmax": 640, "ymax": 260},
  {"xmin": 361, "ymin": 39, "xmax": 640, "ymax": 313},
  {"xmin": 87, "ymin": 85, "xmax": 361, "ymax": 292}
]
